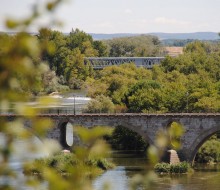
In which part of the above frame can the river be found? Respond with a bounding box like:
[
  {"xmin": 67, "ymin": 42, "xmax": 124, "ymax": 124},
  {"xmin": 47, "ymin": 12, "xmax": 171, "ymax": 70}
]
[{"xmin": 94, "ymin": 151, "xmax": 220, "ymax": 190}]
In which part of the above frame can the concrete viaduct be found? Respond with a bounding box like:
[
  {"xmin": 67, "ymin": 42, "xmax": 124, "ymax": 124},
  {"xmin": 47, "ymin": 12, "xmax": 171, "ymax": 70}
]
[{"xmin": 2, "ymin": 113, "xmax": 220, "ymax": 163}]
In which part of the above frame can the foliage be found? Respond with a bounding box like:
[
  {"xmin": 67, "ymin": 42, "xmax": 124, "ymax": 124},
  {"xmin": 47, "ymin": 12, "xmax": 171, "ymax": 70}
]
[
  {"xmin": 0, "ymin": 1, "xmax": 117, "ymax": 190},
  {"xmin": 167, "ymin": 122, "xmax": 185, "ymax": 150},
  {"xmin": 86, "ymin": 157, "xmax": 115, "ymax": 170},
  {"xmin": 154, "ymin": 162, "xmax": 171, "ymax": 173},
  {"xmin": 83, "ymin": 95, "xmax": 115, "ymax": 113},
  {"xmin": 86, "ymin": 63, "xmax": 152, "ymax": 106},
  {"xmin": 124, "ymin": 80, "xmax": 162, "ymax": 112},
  {"xmin": 195, "ymin": 135, "xmax": 220, "ymax": 163},
  {"xmin": 24, "ymin": 153, "xmax": 114, "ymax": 176},
  {"xmin": 104, "ymin": 35, "xmax": 162, "ymax": 57},
  {"xmin": 0, "ymin": 1, "xmax": 74, "ymax": 190},
  {"xmin": 148, "ymin": 121, "xmax": 185, "ymax": 164},
  {"xmin": 107, "ymin": 125, "xmax": 148, "ymax": 151},
  {"xmin": 86, "ymin": 40, "xmax": 220, "ymax": 113},
  {"xmin": 22, "ymin": 125, "xmax": 113, "ymax": 189},
  {"xmin": 162, "ymin": 39, "xmax": 195, "ymax": 47},
  {"xmin": 154, "ymin": 162, "xmax": 190, "ymax": 174},
  {"xmin": 41, "ymin": 68, "xmax": 69, "ymax": 94},
  {"xmin": 38, "ymin": 28, "xmax": 107, "ymax": 90},
  {"xmin": 1, "ymin": 26, "xmax": 108, "ymax": 94}
]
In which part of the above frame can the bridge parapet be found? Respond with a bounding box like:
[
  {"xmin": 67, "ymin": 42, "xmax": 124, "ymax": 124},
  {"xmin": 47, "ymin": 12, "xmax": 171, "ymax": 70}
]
[{"xmin": 84, "ymin": 57, "xmax": 165, "ymax": 69}]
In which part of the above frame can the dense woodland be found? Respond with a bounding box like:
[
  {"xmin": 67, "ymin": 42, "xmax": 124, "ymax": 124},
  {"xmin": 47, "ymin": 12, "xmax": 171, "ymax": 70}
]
[
  {"xmin": 86, "ymin": 41, "xmax": 220, "ymax": 113},
  {"xmin": 162, "ymin": 39, "xmax": 219, "ymax": 47},
  {"xmin": 1, "ymin": 29, "xmax": 220, "ymax": 113}
]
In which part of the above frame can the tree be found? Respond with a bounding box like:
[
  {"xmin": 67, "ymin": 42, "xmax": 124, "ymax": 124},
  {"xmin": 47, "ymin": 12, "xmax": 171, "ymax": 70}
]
[
  {"xmin": 38, "ymin": 28, "xmax": 106, "ymax": 90},
  {"xmin": 124, "ymin": 80, "xmax": 162, "ymax": 112},
  {"xmin": 93, "ymin": 40, "xmax": 108, "ymax": 56},
  {"xmin": 37, "ymin": 28, "xmax": 66, "ymax": 71},
  {"xmin": 86, "ymin": 63, "xmax": 152, "ymax": 106},
  {"xmin": 83, "ymin": 95, "xmax": 115, "ymax": 113},
  {"xmin": 105, "ymin": 35, "xmax": 162, "ymax": 57}
]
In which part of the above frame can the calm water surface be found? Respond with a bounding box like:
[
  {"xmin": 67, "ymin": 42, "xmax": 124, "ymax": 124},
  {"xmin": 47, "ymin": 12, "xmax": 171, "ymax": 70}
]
[{"xmin": 94, "ymin": 151, "xmax": 220, "ymax": 190}]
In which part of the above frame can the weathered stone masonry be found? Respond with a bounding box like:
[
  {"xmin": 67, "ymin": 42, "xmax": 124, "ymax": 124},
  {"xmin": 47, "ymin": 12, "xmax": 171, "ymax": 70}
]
[
  {"xmin": 2, "ymin": 113, "xmax": 220, "ymax": 163},
  {"xmin": 44, "ymin": 113, "xmax": 220, "ymax": 162}
]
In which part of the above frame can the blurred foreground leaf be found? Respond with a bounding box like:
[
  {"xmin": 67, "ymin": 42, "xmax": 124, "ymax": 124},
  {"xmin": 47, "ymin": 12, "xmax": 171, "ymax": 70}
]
[{"xmin": 74, "ymin": 126, "xmax": 113, "ymax": 145}]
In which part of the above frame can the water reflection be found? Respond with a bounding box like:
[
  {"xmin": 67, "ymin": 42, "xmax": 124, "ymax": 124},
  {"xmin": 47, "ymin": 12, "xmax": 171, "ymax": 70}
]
[
  {"xmin": 0, "ymin": 132, "xmax": 49, "ymax": 190},
  {"xmin": 93, "ymin": 166, "xmax": 129, "ymax": 190},
  {"xmin": 93, "ymin": 151, "xmax": 220, "ymax": 190}
]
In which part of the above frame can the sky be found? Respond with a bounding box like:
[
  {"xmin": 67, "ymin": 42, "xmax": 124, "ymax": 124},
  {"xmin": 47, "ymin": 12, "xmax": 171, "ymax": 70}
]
[{"xmin": 0, "ymin": 0, "xmax": 219, "ymax": 34}]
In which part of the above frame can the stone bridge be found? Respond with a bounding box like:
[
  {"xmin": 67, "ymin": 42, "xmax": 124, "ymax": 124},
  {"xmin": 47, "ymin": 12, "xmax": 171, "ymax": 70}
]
[
  {"xmin": 45, "ymin": 113, "xmax": 220, "ymax": 163},
  {"xmin": 2, "ymin": 113, "xmax": 220, "ymax": 163}
]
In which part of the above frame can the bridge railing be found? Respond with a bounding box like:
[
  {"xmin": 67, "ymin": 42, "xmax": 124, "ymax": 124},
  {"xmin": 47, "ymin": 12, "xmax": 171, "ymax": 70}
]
[
  {"xmin": 1, "ymin": 108, "xmax": 220, "ymax": 116},
  {"xmin": 0, "ymin": 107, "xmax": 77, "ymax": 116}
]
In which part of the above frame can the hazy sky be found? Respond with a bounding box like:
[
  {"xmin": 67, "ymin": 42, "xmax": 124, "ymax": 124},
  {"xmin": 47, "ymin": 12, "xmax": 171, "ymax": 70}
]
[{"xmin": 0, "ymin": 0, "xmax": 219, "ymax": 33}]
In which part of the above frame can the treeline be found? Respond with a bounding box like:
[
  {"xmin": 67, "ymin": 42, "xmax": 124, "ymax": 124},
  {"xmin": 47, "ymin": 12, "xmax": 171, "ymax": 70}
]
[
  {"xmin": 0, "ymin": 29, "xmax": 99, "ymax": 94},
  {"xmin": 104, "ymin": 35, "xmax": 162, "ymax": 57},
  {"xmin": 85, "ymin": 41, "xmax": 220, "ymax": 113},
  {"xmin": 0, "ymin": 29, "xmax": 163, "ymax": 95},
  {"xmin": 1, "ymin": 29, "xmax": 220, "ymax": 113},
  {"xmin": 162, "ymin": 39, "xmax": 195, "ymax": 47},
  {"xmin": 162, "ymin": 39, "xmax": 220, "ymax": 47},
  {"xmin": 38, "ymin": 28, "xmax": 107, "ymax": 92}
]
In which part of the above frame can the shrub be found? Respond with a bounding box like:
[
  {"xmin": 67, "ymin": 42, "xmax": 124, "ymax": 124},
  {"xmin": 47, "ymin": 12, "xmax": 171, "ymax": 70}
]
[
  {"xmin": 154, "ymin": 162, "xmax": 190, "ymax": 174},
  {"xmin": 86, "ymin": 158, "xmax": 115, "ymax": 170},
  {"xmin": 195, "ymin": 136, "xmax": 220, "ymax": 163},
  {"xmin": 170, "ymin": 162, "xmax": 189, "ymax": 173},
  {"xmin": 154, "ymin": 162, "xmax": 170, "ymax": 173},
  {"xmin": 24, "ymin": 153, "xmax": 114, "ymax": 176},
  {"xmin": 83, "ymin": 95, "xmax": 115, "ymax": 113}
]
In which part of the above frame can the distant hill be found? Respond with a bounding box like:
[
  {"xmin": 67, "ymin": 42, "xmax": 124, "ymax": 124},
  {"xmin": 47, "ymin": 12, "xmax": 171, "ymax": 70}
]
[
  {"xmin": 89, "ymin": 33, "xmax": 138, "ymax": 40},
  {"xmin": 90, "ymin": 32, "xmax": 219, "ymax": 41},
  {"xmin": 3, "ymin": 31, "xmax": 219, "ymax": 41}
]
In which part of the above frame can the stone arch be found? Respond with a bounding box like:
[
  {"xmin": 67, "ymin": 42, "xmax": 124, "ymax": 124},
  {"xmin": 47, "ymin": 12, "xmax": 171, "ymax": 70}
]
[
  {"xmin": 165, "ymin": 119, "xmax": 184, "ymax": 128},
  {"xmin": 109, "ymin": 125, "xmax": 148, "ymax": 151},
  {"xmin": 189, "ymin": 126, "xmax": 220, "ymax": 162},
  {"xmin": 65, "ymin": 121, "xmax": 153, "ymax": 149},
  {"xmin": 115, "ymin": 122, "xmax": 153, "ymax": 146},
  {"xmin": 57, "ymin": 119, "xmax": 75, "ymax": 149},
  {"xmin": 58, "ymin": 121, "xmax": 69, "ymax": 149}
]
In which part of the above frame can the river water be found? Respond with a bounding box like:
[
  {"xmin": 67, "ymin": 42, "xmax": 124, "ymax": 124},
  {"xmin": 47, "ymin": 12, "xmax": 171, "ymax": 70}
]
[{"xmin": 94, "ymin": 151, "xmax": 220, "ymax": 190}]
